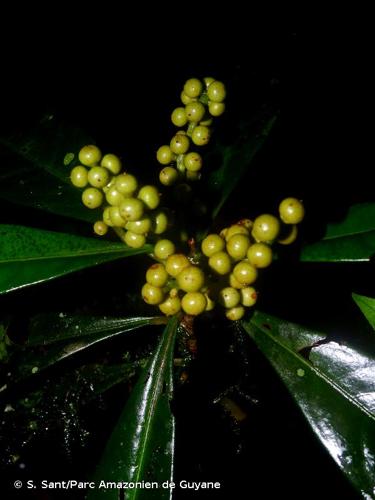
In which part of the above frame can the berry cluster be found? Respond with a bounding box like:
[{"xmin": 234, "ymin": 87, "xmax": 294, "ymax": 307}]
[
  {"xmin": 70, "ymin": 145, "xmax": 169, "ymax": 248},
  {"xmin": 156, "ymin": 77, "xmax": 226, "ymax": 187}
]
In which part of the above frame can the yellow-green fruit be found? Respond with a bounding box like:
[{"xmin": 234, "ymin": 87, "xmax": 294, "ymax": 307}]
[
  {"xmin": 105, "ymin": 187, "xmax": 125, "ymax": 206},
  {"xmin": 185, "ymin": 102, "xmax": 206, "ymax": 123},
  {"xmin": 229, "ymin": 273, "xmax": 246, "ymax": 289},
  {"xmin": 154, "ymin": 239, "xmax": 176, "ymax": 260},
  {"xmin": 252, "ymin": 214, "xmax": 280, "ymax": 243},
  {"xmin": 109, "ymin": 206, "xmax": 126, "ymax": 227},
  {"xmin": 186, "ymin": 171, "xmax": 202, "ymax": 181},
  {"xmin": 180, "ymin": 91, "xmax": 196, "ymax": 105},
  {"xmin": 93, "ymin": 221, "xmax": 108, "ymax": 236},
  {"xmin": 126, "ymin": 217, "xmax": 152, "ymax": 235},
  {"xmin": 171, "ymin": 107, "xmax": 188, "ymax": 127},
  {"xmin": 207, "ymin": 81, "xmax": 226, "ymax": 103},
  {"xmin": 225, "ymin": 224, "xmax": 249, "ymax": 241},
  {"xmin": 170, "ymin": 134, "xmax": 190, "ymax": 155},
  {"xmin": 79, "ymin": 145, "xmax": 102, "ymax": 167},
  {"xmin": 191, "ymin": 126, "xmax": 210, "ymax": 146},
  {"xmin": 247, "ymin": 243, "xmax": 273, "ymax": 268},
  {"xmin": 241, "ymin": 287, "xmax": 258, "ymax": 307},
  {"xmin": 201, "ymin": 234, "xmax": 225, "ymax": 257},
  {"xmin": 184, "ymin": 152, "xmax": 203, "ymax": 172},
  {"xmin": 87, "ymin": 166, "xmax": 110, "ymax": 188},
  {"xmin": 208, "ymin": 101, "xmax": 225, "ymax": 117},
  {"xmin": 142, "ymin": 283, "xmax": 164, "ymax": 305},
  {"xmin": 233, "ymin": 261, "xmax": 258, "ymax": 285},
  {"xmin": 226, "ymin": 306, "xmax": 245, "ymax": 321},
  {"xmin": 103, "ymin": 207, "xmax": 114, "ymax": 227},
  {"xmin": 159, "ymin": 296, "xmax": 181, "ymax": 316},
  {"xmin": 159, "ymin": 166, "xmax": 179, "ymax": 186},
  {"xmin": 124, "ymin": 231, "xmax": 146, "ymax": 248},
  {"xmin": 226, "ymin": 234, "xmax": 250, "ymax": 260},
  {"xmin": 101, "ymin": 154, "xmax": 122, "ymax": 174},
  {"xmin": 166, "ymin": 254, "xmax": 190, "ymax": 277},
  {"xmin": 208, "ymin": 251, "xmax": 232, "ymax": 275},
  {"xmin": 138, "ymin": 185, "xmax": 160, "ymax": 210},
  {"xmin": 115, "ymin": 174, "xmax": 138, "ymax": 195},
  {"xmin": 146, "ymin": 263, "xmax": 169, "ymax": 288},
  {"xmin": 82, "ymin": 187, "xmax": 103, "ymax": 209},
  {"xmin": 219, "ymin": 287, "xmax": 241, "ymax": 308},
  {"xmin": 279, "ymin": 197, "xmax": 305, "ymax": 224},
  {"xmin": 204, "ymin": 76, "xmax": 215, "ymax": 88},
  {"xmin": 157, "ymin": 145, "xmax": 176, "ymax": 165},
  {"xmin": 70, "ymin": 166, "xmax": 88, "ymax": 187},
  {"xmin": 181, "ymin": 292, "xmax": 207, "ymax": 315},
  {"xmin": 183, "ymin": 78, "xmax": 203, "ymax": 98},
  {"xmin": 119, "ymin": 198, "xmax": 144, "ymax": 222},
  {"xmin": 177, "ymin": 266, "xmax": 205, "ymax": 293},
  {"xmin": 278, "ymin": 225, "xmax": 298, "ymax": 245},
  {"xmin": 153, "ymin": 211, "xmax": 169, "ymax": 235},
  {"xmin": 204, "ymin": 293, "xmax": 215, "ymax": 311}
]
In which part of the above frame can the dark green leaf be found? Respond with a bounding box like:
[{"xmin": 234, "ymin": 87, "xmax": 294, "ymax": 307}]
[
  {"xmin": 352, "ymin": 293, "xmax": 375, "ymax": 331},
  {"xmin": 209, "ymin": 113, "xmax": 278, "ymax": 219},
  {"xmin": 242, "ymin": 312, "xmax": 375, "ymax": 498},
  {"xmin": 89, "ymin": 316, "xmax": 178, "ymax": 500},
  {"xmin": 301, "ymin": 203, "xmax": 375, "ymax": 262},
  {"xmin": 0, "ymin": 225, "xmax": 152, "ymax": 294}
]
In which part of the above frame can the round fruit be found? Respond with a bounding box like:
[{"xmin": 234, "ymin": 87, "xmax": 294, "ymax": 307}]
[
  {"xmin": 208, "ymin": 101, "xmax": 225, "ymax": 117},
  {"xmin": 180, "ymin": 91, "xmax": 196, "ymax": 105},
  {"xmin": 166, "ymin": 254, "xmax": 190, "ymax": 277},
  {"xmin": 208, "ymin": 251, "xmax": 232, "ymax": 275},
  {"xmin": 240, "ymin": 287, "xmax": 258, "ymax": 307},
  {"xmin": 181, "ymin": 292, "xmax": 207, "ymax": 315},
  {"xmin": 279, "ymin": 197, "xmax": 305, "ymax": 224},
  {"xmin": 226, "ymin": 306, "xmax": 245, "ymax": 321},
  {"xmin": 177, "ymin": 266, "xmax": 205, "ymax": 292},
  {"xmin": 153, "ymin": 211, "xmax": 169, "ymax": 234},
  {"xmin": 79, "ymin": 145, "xmax": 102, "ymax": 167},
  {"xmin": 82, "ymin": 187, "xmax": 103, "ymax": 209},
  {"xmin": 159, "ymin": 296, "xmax": 181, "ymax": 316},
  {"xmin": 229, "ymin": 273, "xmax": 246, "ymax": 289},
  {"xmin": 126, "ymin": 217, "xmax": 152, "ymax": 235},
  {"xmin": 142, "ymin": 283, "xmax": 164, "ymax": 305},
  {"xmin": 146, "ymin": 263, "xmax": 169, "ymax": 287},
  {"xmin": 115, "ymin": 174, "xmax": 138, "ymax": 195},
  {"xmin": 252, "ymin": 214, "xmax": 280, "ymax": 243},
  {"xmin": 105, "ymin": 187, "xmax": 125, "ymax": 206},
  {"xmin": 119, "ymin": 198, "xmax": 144, "ymax": 221},
  {"xmin": 103, "ymin": 207, "xmax": 114, "ymax": 227},
  {"xmin": 225, "ymin": 224, "xmax": 249, "ymax": 241},
  {"xmin": 226, "ymin": 234, "xmax": 250, "ymax": 260},
  {"xmin": 207, "ymin": 81, "xmax": 226, "ymax": 102},
  {"xmin": 183, "ymin": 78, "xmax": 203, "ymax": 98},
  {"xmin": 70, "ymin": 166, "xmax": 88, "ymax": 187},
  {"xmin": 278, "ymin": 225, "xmax": 298, "ymax": 245},
  {"xmin": 109, "ymin": 206, "xmax": 126, "ymax": 227},
  {"xmin": 101, "ymin": 154, "xmax": 122, "ymax": 174},
  {"xmin": 204, "ymin": 293, "xmax": 215, "ymax": 311},
  {"xmin": 124, "ymin": 230, "xmax": 146, "ymax": 248},
  {"xmin": 156, "ymin": 145, "xmax": 176, "ymax": 165},
  {"xmin": 170, "ymin": 134, "xmax": 190, "ymax": 155},
  {"xmin": 87, "ymin": 166, "xmax": 110, "ymax": 188},
  {"xmin": 93, "ymin": 221, "xmax": 108, "ymax": 236},
  {"xmin": 233, "ymin": 261, "xmax": 258, "ymax": 285},
  {"xmin": 247, "ymin": 243, "xmax": 273, "ymax": 268},
  {"xmin": 138, "ymin": 185, "xmax": 160, "ymax": 210},
  {"xmin": 171, "ymin": 107, "xmax": 188, "ymax": 127},
  {"xmin": 185, "ymin": 102, "xmax": 206, "ymax": 123},
  {"xmin": 154, "ymin": 239, "xmax": 176, "ymax": 260},
  {"xmin": 219, "ymin": 287, "xmax": 241, "ymax": 308},
  {"xmin": 191, "ymin": 125, "xmax": 210, "ymax": 146},
  {"xmin": 159, "ymin": 166, "xmax": 179, "ymax": 186},
  {"xmin": 184, "ymin": 152, "xmax": 203, "ymax": 172},
  {"xmin": 204, "ymin": 76, "xmax": 215, "ymax": 88}
]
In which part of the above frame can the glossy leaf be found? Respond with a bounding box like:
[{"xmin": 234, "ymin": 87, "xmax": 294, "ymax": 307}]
[
  {"xmin": 209, "ymin": 113, "xmax": 278, "ymax": 219},
  {"xmin": 89, "ymin": 316, "xmax": 178, "ymax": 500},
  {"xmin": 11, "ymin": 316, "xmax": 160, "ymax": 382},
  {"xmin": 0, "ymin": 225, "xmax": 152, "ymax": 294},
  {"xmin": 301, "ymin": 203, "xmax": 375, "ymax": 262},
  {"xmin": 352, "ymin": 293, "xmax": 375, "ymax": 331},
  {"xmin": 242, "ymin": 312, "xmax": 375, "ymax": 498}
]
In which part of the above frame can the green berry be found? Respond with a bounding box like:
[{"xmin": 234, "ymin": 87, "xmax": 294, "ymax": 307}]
[
  {"xmin": 88, "ymin": 166, "xmax": 110, "ymax": 188},
  {"xmin": 101, "ymin": 154, "xmax": 122, "ymax": 174},
  {"xmin": 171, "ymin": 107, "xmax": 188, "ymax": 127},
  {"xmin": 166, "ymin": 254, "xmax": 190, "ymax": 277},
  {"xmin": 93, "ymin": 221, "xmax": 108, "ymax": 236},
  {"xmin": 229, "ymin": 273, "xmax": 246, "ymax": 289},
  {"xmin": 252, "ymin": 214, "xmax": 280, "ymax": 243},
  {"xmin": 204, "ymin": 76, "xmax": 215, "ymax": 88},
  {"xmin": 233, "ymin": 261, "xmax": 258, "ymax": 285},
  {"xmin": 183, "ymin": 78, "xmax": 203, "ymax": 98},
  {"xmin": 142, "ymin": 283, "xmax": 164, "ymax": 305},
  {"xmin": 199, "ymin": 117, "xmax": 213, "ymax": 127},
  {"xmin": 225, "ymin": 224, "xmax": 249, "ymax": 241},
  {"xmin": 278, "ymin": 225, "xmax": 298, "ymax": 245},
  {"xmin": 124, "ymin": 230, "xmax": 146, "ymax": 248},
  {"xmin": 153, "ymin": 211, "xmax": 169, "ymax": 235},
  {"xmin": 79, "ymin": 145, "xmax": 102, "ymax": 167},
  {"xmin": 208, "ymin": 251, "xmax": 232, "ymax": 275},
  {"xmin": 119, "ymin": 198, "xmax": 144, "ymax": 221},
  {"xmin": 154, "ymin": 239, "xmax": 176, "ymax": 260},
  {"xmin": 219, "ymin": 287, "xmax": 241, "ymax": 308},
  {"xmin": 226, "ymin": 306, "xmax": 245, "ymax": 321},
  {"xmin": 204, "ymin": 293, "xmax": 215, "ymax": 311},
  {"xmin": 180, "ymin": 91, "xmax": 196, "ymax": 105},
  {"xmin": 115, "ymin": 174, "xmax": 138, "ymax": 195},
  {"xmin": 240, "ymin": 287, "xmax": 257, "ymax": 307},
  {"xmin": 181, "ymin": 292, "xmax": 207, "ymax": 315},
  {"xmin": 208, "ymin": 101, "xmax": 225, "ymax": 117},
  {"xmin": 146, "ymin": 263, "xmax": 169, "ymax": 287},
  {"xmin": 70, "ymin": 166, "xmax": 88, "ymax": 188},
  {"xmin": 159, "ymin": 166, "xmax": 179, "ymax": 186},
  {"xmin": 103, "ymin": 207, "xmax": 114, "ymax": 227},
  {"xmin": 207, "ymin": 81, "xmax": 226, "ymax": 103},
  {"xmin": 170, "ymin": 134, "xmax": 190, "ymax": 155},
  {"xmin": 177, "ymin": 266, "xmax": 205, "ymax": 293},
  {"xmin": 226, "ymin": 234, "xmax": 251, "ymax": 260},
  {"xmin": 126, "ymin": 217, "xmax": 152, "ymax": 235},
  {"xmin": 184, "ymin": 152, "xmax": 203, "ymax": 172},
  {"xmin": 186, "ymin": 171, "xmax": 202, "ymax": 181},
  {"xmin": 138, "ymin": 185, "xmax": 160, "ymax": 210},
  {"xmin": 185, "ymin": 102, "xmax": 206, "ymax": 123},
  {"xmin": 157, "ymin": 145, "xmax": 176, "ymax": 165},
  {"xmin": 191, "ymin": 125, "xmax": 210, "ymax": 146},
  {"xmin": 109, "ymin": 206, "xmax": 126, "ymax": 227},
  {"xmin": 201, "ymin": 234, "xmax": 225, "ymax": 257},
  {"xmin": 159, "ymin": 296, "xmax": 181, "ymax": 316},
  {"xmin": 279, "ymin": 197, "xmax": 305, "ymax": 224},
  {"xmin": 105, "ymin": 187, "xmax": 125, "ymax": 206},
  {"xmin": 82, "ymin": 187, "xmax": 103, "ymax": 209},
  {"xmin": 247, "ymin": 243, "xmax": 273, "ymax": 268}
]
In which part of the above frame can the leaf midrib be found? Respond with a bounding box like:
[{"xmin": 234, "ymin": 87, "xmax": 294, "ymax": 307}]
[{"xmin": 323, "ymin": 228, "xmax": 375, "ymax": 241}]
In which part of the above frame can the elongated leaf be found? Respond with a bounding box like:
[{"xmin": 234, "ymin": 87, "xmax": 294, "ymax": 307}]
[
  {"xmin": 209, "ymin": 112, "xmax": 278, "ymax": 219},
  {"xmin": 11, "ymin": 316, "xmax": 160, "ymax": 382},
  {"xmin": 243, "ymin": 312, "xmax": 375, "ymax": 498},
  {"xmin": 0, "ymin": 225, "xmax": 152, "ymax": 294},
  {"xmin": 353, "ymin": 293, "xmax": 375, "ymax": 331},
  {"xmin": 89, "ymin": 316, "xmax": 178, "ymax": 500},
  {"xmin": 301, "ymin": 203, "xmax": 375, "ymax": 262}
]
